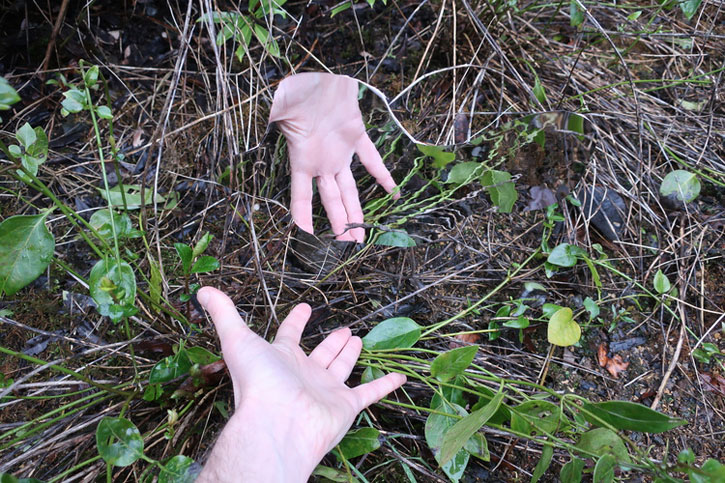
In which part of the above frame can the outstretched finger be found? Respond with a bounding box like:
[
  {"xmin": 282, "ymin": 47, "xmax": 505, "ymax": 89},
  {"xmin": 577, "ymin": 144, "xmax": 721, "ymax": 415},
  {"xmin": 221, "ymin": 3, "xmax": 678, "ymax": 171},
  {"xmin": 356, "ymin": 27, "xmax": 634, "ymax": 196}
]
[
  {"xmin": 352, "ymin": 373, "xmax": 407, "ymax": 411},
  {"xmin": 309, "ymin": 327, "xmax": 352, "ymax": 368},
  {"xmin": 335, "ymin": 170, "xmax": 365, "ymax": 243},
  {"xmin": 318, "ymin": 175, "xmax": 355, "ymax": 241},
  {"xmin": 327, "ymin": 336, "xmax": 363, "ymax": 382},
  {"xmin": 197, "ymin": 287, "xmax": 252, "ymax": 346},
  {"xmin": 290, "ymin": 170, "xmax": 315, "ymax": 234},
  {"xmin": 355, "ymin": 136, "xmax": 399, "ymax": 200},
  {"xmin": 273, "ymin": 303, "xmax": 312, "ymax": 348}
]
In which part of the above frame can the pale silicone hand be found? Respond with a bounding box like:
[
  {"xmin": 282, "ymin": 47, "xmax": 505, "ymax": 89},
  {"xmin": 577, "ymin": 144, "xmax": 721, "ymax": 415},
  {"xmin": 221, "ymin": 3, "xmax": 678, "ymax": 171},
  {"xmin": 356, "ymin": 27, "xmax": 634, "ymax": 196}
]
[
  {"xmin": 196, "ymin": 287, "xmax": 406, "ymax": 482},
  {"xmin": 270, "ymin": 72, "xmax": 399, "ymax": 242}
]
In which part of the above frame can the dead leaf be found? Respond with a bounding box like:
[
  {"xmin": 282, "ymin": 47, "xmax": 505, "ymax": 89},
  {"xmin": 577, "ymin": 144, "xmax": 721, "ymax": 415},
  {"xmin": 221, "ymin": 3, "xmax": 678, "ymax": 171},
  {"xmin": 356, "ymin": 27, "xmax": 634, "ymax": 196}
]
[
  {"xmin": 597, "ymin": 343, "xmax": 608, "ymax": 367},
  {"xmin": 700, "ymin": 372, "xmax": 725, "ymax": 396},
  {"xmin": 449, "ymin": 332, "xmax": 480, "ymax": 349},
  {"xmin": 605, "ymin": 354, "xmax": 629, "ymax": 378},
  {"xmin": 132, "ymin": 129, "xmax": 145, "ymax": 148},
  {"xmin": 454, "ymin": 113, "xmax": 468, "ymax": 143}
]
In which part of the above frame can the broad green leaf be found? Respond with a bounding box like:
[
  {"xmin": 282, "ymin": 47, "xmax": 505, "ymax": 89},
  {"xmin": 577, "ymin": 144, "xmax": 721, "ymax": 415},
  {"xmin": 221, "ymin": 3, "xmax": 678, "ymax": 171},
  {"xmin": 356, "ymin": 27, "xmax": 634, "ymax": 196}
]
[
  {"xmin": 159, "ymin": 455, "xmax": 196, "ymax": 483},
  {"xmin": 439, "ymin": 388, "xmax": 503, "ymax": 465},
  {"xmin": 89, "ymin": 258, "xmax": 136, "ymax": 315},
  {"xmin": 192, "ymin": 232, "xmax": 214, "ymax": 259},
  {"xmin": 660, "ymin": 170, "xmax": 700, "ymax": 204},
  {"xmin": 89, "ymin": 209, "xmax": 133, "ymax": 240},
  {"xmin": 653, "ymin": 269, "xmax": 671, "ymax": 295},
  {"xmin": 480, "ymin": 170, "xmax": 517, "ymax": 213},
  {"xmin": 560, "ymin": 457, "xmax": 584, "ymax": 483},
  {"xmin": 581, "ymin": 401, "xmax": 687, "ymax": 433},
  {"xmin": 425, "ymin": 403, "xmax": 469, "ymax": 482},
  {"xmin": 568, "ymin": 113, "xmax": 585, "ymax": 134},
  {"xmin": 470, "ymin": 387, "xmax": 510, "ymax": 425},
  {"xmin": 446, "ymin": 162, "xmax": 481, "ymax": 185},
  {"xmin": 97, "ymin": 184, "xmax": 166, "ymax": 210},
  {"xmin": 96, "ymin": 105, "xmax": 112, "ymax": 119},
  {"xmin": 0, "ymin": 212, "xmax": 55, "ymax": 297},
  {"xmin": 547, "ymin": 307, "xmax": 581, "ymax": 347},
  {"xmin": 680, "ymin": 0, "xmax": 703, "ymax": 20},
  {"xmin": 0, "ymin": 76, "xmax": 21, "ymax": 110},
  {"xmin": 417, "ymin": 144, "xmax": 456, "ymax": 169},
  {"xmin": 547, "ymin": 243, "xmax": 580, "ymax": 267},
  {"xmin": 531, "ymin": 444, "xmax": 553, "ymax": 483},
  {"xmin": 361, "ymin": 366, "xmax": 385, "ymax": 383},
  {"xmin": 95, "ymin": 417, "xmax": 144, "ymax": 467},
  {"xmin": 430, "ymin": 375, "xmax": 466, "ymax": 409},
  {"xmin": 362, "ymin": 317, "xmax": 421, "ymax": 350},
  {"xmin": 83, "ymin": 65, "xmax": 99, "ymax": 88},
  {"xmin": 697, "ymin": 459, "xmax": 725, "ymax": 482},
  {"xmin": 464, "ymin": 432, "xmax": 489, "ymax": 462},
  {"xmin": 16, "ymin": 123, "xmax": 36, "ymax": 148},
  {"xmin": 191, "ymin": 255, "xmax": 220, "ymax": 274},
  {"xmin": 542, "ymin": 303, "xmax": 565, "ymax": 318},
  {"xmin": 336, "ymin": 427, "xmax": 381, "ymax": 460},
  {"xmin": 150, "ymin": 350, "xmax": 193, "ymax": 384},
  {"xmin": 570, "ymin": 0, "xmax": 584, "ymax": 27},
  {"xmin": 175, "ymin": 243, "xmax": 193, "ymax": 274},
  {"xmin": 376, "ymin": 230, "xmax": 416, "ymax": 247},
  {"xmin": 627, "ymin": 10, "xmax": 642, "ymax": 21},
  {"xmin": 502, "ymin": 315, "xmax": 529, "ymax": 329},
  {"xmin": 431, "ymin": 345, "xmax": 478, "ymax": 382},
  {"xmin": 311, "ymin": 465, "xmax": 358, "ymax": 483},
  {"xmin": 575, "ymin": 428, "xmax": 630, "ymax": 464},
  {"xmin": 583, "ymin": 297, "xmax": 599, "ymax": 320},
  {"xmin": 593, "ymin": 453, "xmax": 616, "ymax": 483},
  {"xmin": 62, "ymin": 89, "xmax": 86, "ymax": 113},
  {"xmin": 511, "ymin": 400, "xmax": 562, "ymax": 436},
  {"xmin": 254, "ymin": 24, "xmax": 280, "ymax": 57},
  {"xmin": 186, "ymin": 346, "xmax": 221, "ymax": 365}
]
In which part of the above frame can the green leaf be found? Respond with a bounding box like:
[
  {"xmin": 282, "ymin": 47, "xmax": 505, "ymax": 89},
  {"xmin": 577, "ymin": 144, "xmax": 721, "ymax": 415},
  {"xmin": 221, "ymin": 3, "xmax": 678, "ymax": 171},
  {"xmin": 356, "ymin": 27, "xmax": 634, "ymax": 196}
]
[
  {"xmin": 570, "ymin": 0, "xmax": 584, "ymax": 27},
  {"xmin": 417, "ymin": 144, "xmax": 456, "ymax": 169},
  {"xmin": 568, "ymin": 113, "xmax": 585, "ymax": 134},
  {"xmin": 593, "ymin": 453, "xmax": 616, "ymax": 483},
  {"xmin": 89, "ymin": 209, "xmax": 133, "ymax": 240},
  {"xmin": 83, "ymin": 65, "xmax": 99, "ymax": 88},
  {"xmin": 547, "ymin": 307, "xmax": 581, "ymax": 347},
  {"xmin": 0, "ymin": 473, "xmax": 45, "ymax": 483},
  {"xmin": 575, "ymin": 428, "xmax": 630, "ymax": 464},
  {"xmin": 660, "ymin": 170, "xmax": 700, "ymax": 204},
  {"xmin": 159, "ymin": 455, "xmax": 196, "ymax": 483},
  {"xmin": 16, "ymin": 123, "xmax": 36, "ymax": 149},
  {"xmin": 254, "ymin": 24, "xmax": 280, "ymax": 57},
  {"xmin": 95, "ymin": 417, "xmax": 144, "ymax": 467},
  {"xmin": 533, "ymin": 75, "xmax": 547, "ymax": 105},
  {"xmin": 439, "ymin": 388, "xmax": 503, "ymax": 465},
  {"xmin": 330, "ymin": 2, "xmax": 352, "ymax": 16},
  {"xmin": 678, "ymin": 448, "xmax": 695, "ymax": 465},
  {"xmin": 431, "ymin": 375, "xmax": 466, "ymax": 409},
  {"xmin": 653, "ymin": 269, "xmax": 671, "ymax": 295},
  {"xmin": 61, "ymin": 89, "xmax": 86, "ymax": 113},
  {"xmin": 464, "ymin": 432, "xmax": 489, "ymax": 462},
  {"xmin": 97, "ymin": 184, "xmax": 166, "ymax": 210},
  {"xmin": 547, "ymin": 243, "xmax": 580, "ymax": 267},
  {"xmin": 511, "ymin": 400, "xmax": 562, "ymax": 436},
  {"xmin": 0, "ymin": 212, "xmax": 55, "ymax": 297},
  {"xmin": 446, "ymin": 162, "xmax": 481, "ymax": 185},
  {"xmin": 89, "ymin": 258, "xmax": 136, "ymax": 315},
  {"xmin": 542, "ymin": 303, "xmax": 565, "ymax": 318},
  {"xmin": 425, "ymin": 403, "xmax": 470, "ymax": 482},
  {"xmin": 480, "ymin": 170, "xmax": 517, "ymax": 213},
  {"xmin": 627, "ymin": 10, "xmax": 642, "ymax": 21},
  {"xmin": 174, "ymin": 243, "xmax": 193, "ymax": 274},
  {"xmin": 679, "ymin": 0, "xmax": 703, "ymax": 20},
  {"xmin": 0, "ymin": 76, "xmax": 21, "ymax": 110},
  {"xmin": 560, "ymin": 457, "xmax": 585, "ymax": 483},
  {"xmin": 376, "ymin": 230, "xmax": 416, "ymax": 247},
  {"xmin": 531, "ymin": 444, "xmax": 553, "ymax": 483},
  {"xmin": 583, "ymin": 297, "xmax": 599, "ymax": 320},
  {"xmin": 336, "ymin": 427, "xmax": 381, "ymax": 460},
  {"xmin": 698, "ymin": 459, "xmax": 725, "ymax": 482},
  {"xmin": 362, "ymin": 317, "xmax": 421, "ymax": 350},
  {"xmin": 431, "ymin": 345, "xmax": 478, "ymax": 382},
  {"xmin": 150, "ymin": 350, "xmax": 193, "ymax": 384},
  {"xmin": 186, "ymin": 346, "xmax": 221, "ymax": 365},
  {"xmin": 581, "ymin": 401, "xmax": 687, "ymax": 433},
  {"xmin": 96, "ymin": 105, "xmax": 112, "ymax": 119},
  {"xmin": 361, "ymin": 366, "xmax": 385, "ymax": 383},
  {"xmin": 502, "ymin": 315, "xmax": 529, "ymax": 329},
  {"xmin": 192, "ymin": 232, "xmax": 214, "ymax": 259},
  {"xmin": 191, "ymin": 255, "xmax": 220, "ymax": 274}
]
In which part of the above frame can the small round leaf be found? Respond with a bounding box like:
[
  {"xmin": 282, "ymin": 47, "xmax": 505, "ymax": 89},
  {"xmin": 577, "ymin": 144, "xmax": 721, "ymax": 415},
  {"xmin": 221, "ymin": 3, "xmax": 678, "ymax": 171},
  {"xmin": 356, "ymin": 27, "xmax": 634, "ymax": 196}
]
[
  {"xmin": 95, "ymin": 417, "xmax": 144, "ymax": 467},
  {"xmin": 547, "ymin": 308, "xmax": 581, "ymax": 347}
]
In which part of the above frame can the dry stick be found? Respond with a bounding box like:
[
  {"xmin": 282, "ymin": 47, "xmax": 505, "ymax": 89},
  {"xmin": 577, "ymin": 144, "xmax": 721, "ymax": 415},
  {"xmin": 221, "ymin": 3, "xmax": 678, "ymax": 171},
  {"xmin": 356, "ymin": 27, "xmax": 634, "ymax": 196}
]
[{"xmin": 38, "ymin": 0, "xmax": 71, "ymax": 78}]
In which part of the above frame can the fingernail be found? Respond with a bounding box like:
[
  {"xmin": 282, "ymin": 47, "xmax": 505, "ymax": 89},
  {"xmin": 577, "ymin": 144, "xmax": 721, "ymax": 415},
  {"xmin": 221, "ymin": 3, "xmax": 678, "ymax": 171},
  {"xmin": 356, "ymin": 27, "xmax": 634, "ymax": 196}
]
[{"xmin": 196, "ymin": 287, "xmax": 210, "ymax": 306}]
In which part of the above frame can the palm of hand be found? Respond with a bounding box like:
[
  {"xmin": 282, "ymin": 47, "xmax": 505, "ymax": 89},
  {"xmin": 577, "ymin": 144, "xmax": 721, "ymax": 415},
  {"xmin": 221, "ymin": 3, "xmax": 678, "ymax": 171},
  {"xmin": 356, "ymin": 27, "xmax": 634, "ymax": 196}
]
[{"xmin": 270, "ymin": 73, "xmax": 399, "ymax": 242}]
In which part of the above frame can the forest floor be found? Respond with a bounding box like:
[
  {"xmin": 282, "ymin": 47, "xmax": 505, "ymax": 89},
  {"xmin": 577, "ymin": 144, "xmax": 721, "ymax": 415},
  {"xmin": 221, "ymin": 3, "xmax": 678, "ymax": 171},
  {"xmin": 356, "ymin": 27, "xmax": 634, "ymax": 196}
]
[{"xmin": 0, "ymin": 1, "xmax": 724, "ymax": 482}]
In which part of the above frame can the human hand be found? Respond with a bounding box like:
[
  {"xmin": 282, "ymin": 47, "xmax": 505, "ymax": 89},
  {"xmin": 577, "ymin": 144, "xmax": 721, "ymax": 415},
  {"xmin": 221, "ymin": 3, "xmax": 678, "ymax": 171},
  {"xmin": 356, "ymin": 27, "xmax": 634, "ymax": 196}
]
[
  {"xmin": 270, "ymin": 72, "xmax": 400, "ymax": 243},
  {"xmin": 196, "ymin": 287, "xmax": 406, "ymax": 482}
]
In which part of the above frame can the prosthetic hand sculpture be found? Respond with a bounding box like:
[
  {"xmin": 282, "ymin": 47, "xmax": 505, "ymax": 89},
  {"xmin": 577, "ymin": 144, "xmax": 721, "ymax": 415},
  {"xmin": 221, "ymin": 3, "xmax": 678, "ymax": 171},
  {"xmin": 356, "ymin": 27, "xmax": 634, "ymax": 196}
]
[
  {"xmin": 270, "ymin": 73, "xmax": 399, "ymax": 243},
  {"xmin": 196, "ymin": 287, "xmax": 406, "ymax": 482}
]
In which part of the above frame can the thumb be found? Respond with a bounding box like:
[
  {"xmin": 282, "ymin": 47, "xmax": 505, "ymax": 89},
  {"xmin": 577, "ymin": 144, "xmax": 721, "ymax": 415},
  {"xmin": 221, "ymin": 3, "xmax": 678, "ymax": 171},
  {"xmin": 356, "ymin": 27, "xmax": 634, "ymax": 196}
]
[{"xmin": 197, "ymin": 287, "xmax": 252, "ymax": 346}]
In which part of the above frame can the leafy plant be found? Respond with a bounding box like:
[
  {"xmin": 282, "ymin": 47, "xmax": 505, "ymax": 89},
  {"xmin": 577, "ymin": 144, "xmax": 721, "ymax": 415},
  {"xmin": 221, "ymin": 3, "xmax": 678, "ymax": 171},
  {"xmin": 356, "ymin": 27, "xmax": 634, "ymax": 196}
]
[
  {"xmin": 0, "ymin": 76, "xmax": 21, "ymax": 120},
  {"xmin": 547, "ymin": 307, "xmax": 581, "ymax": 346},
  {"xmin": 175, "ymin": 232, "xmax": 220, "ymax": 302},
  {"xmin": 660, "ymin": 170, "xmax": 701, "ymax": 205},
  {"xmin": 0, "ymin": 211, "xmax": 55, "ymax": 297}
]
